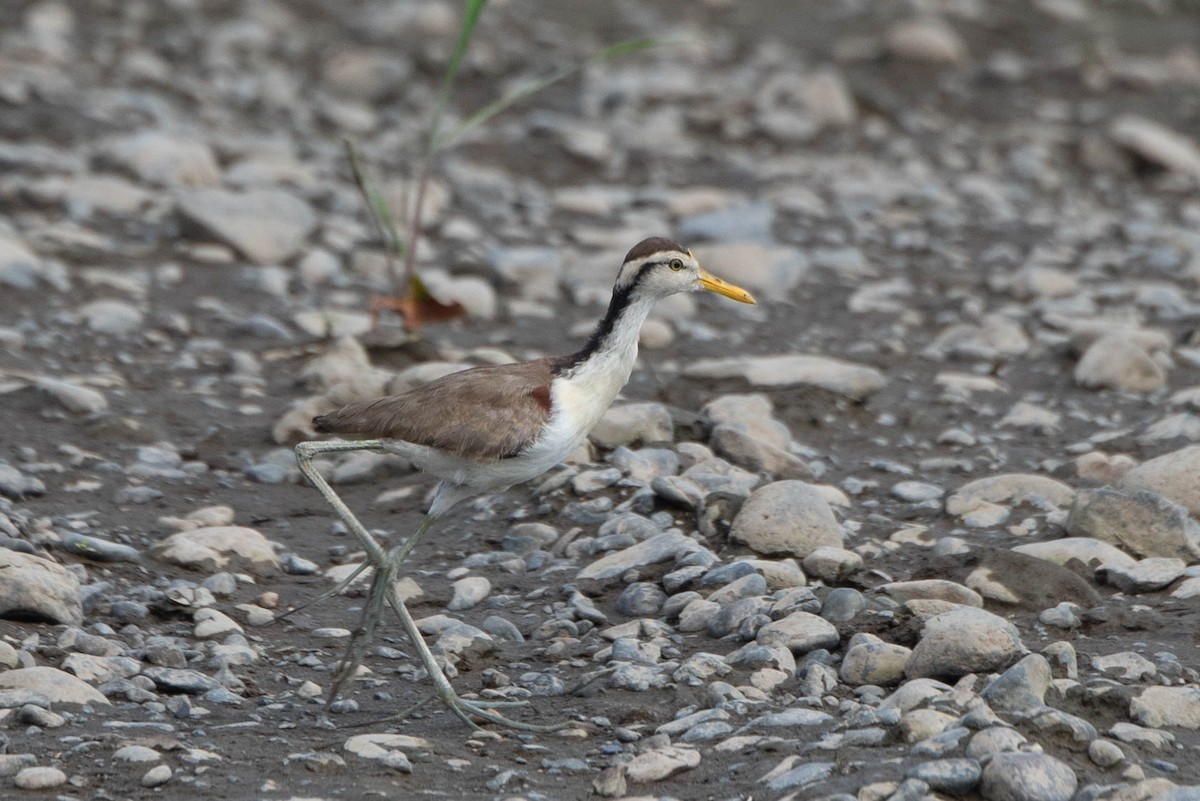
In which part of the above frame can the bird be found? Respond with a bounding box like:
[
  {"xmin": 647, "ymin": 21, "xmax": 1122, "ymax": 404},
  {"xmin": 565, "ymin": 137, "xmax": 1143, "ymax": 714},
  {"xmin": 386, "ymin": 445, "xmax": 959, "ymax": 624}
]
[{"xmin": 294, "ymin": 236, "xmax": 756, "ymax": 731}]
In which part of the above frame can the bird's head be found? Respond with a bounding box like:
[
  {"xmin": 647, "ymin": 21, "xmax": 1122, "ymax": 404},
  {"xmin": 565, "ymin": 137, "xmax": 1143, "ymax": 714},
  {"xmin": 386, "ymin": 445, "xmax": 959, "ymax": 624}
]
[{"xmin": 616, "ymin": 237, "xmax": 756, "ymax": 304}]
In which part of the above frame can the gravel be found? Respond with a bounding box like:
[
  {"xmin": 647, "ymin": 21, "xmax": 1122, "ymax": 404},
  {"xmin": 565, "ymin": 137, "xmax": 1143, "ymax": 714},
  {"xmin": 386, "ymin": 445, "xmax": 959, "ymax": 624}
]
[{"xmin": 2, "ymin": 0, "xmax": 1200, "ymax": 799}]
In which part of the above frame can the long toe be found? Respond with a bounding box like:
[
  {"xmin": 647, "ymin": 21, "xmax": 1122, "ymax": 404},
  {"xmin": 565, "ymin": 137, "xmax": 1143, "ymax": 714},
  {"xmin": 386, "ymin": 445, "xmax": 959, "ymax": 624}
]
[{"xmin": 441, "ymin": 691, "xmax": 571, "ymax": 733}]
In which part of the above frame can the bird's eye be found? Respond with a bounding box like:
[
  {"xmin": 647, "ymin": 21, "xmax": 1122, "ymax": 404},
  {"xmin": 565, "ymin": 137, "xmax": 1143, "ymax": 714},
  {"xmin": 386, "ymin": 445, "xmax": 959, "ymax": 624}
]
[{"xmin": 668, "ymin": 259, "xmax": 684, "ymax": 271}]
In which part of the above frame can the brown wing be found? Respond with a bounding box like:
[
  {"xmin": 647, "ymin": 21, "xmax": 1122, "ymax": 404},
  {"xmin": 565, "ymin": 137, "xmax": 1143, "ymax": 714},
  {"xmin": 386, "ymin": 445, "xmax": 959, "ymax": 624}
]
[{"xmin": 313, "ymin": 358, "xmax": 558, "ymax": 460}]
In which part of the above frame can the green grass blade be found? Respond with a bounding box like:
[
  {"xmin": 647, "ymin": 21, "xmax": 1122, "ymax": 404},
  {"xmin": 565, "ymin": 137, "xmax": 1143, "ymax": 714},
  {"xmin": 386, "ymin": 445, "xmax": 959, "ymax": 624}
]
[
  {"xmin": 426, "ymin": 0, "xmax": 490, "ymax": 151},
  {"xmin": 343, "ymin": 139, "xmax": 406, "ymax": 261}
]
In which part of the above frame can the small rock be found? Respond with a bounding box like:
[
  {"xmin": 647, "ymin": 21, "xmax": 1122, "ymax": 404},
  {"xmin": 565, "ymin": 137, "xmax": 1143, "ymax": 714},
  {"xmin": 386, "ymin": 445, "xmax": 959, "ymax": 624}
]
[
  {"xmin": 624, "ymin": 745, "xmax": 700, "ymax": 783},
  {"xmin": 78, "ymin": 299, "xmax": 143, "ymax": 335},
  {"xmin": 142, "ymin": 764, "xmax": 172, "ymax": 787},
  {"xmin": 14, "ymin": 766, "xmax": 68, "ymax": 790},
  {"xmin": 577, "ymin": 531, "xmax": 701, "ymax": 581},
  {"xmin": 756, "ymin": 611, "xmax": 839, "ymax": 654},
  {"xmin": 1103, "ymin": 557, "xmax": 1187, "ymax": 593},
  {"xmin": 1013, "ymin": 537, "xmax": 1137, "ymax": 572},
  {"xmin": 103, "ymin": 130, "xmax": 220, "ymax": 187},
  {"xmin": 150, "ymin": 526, "xmax": 280, "ymax": 575},
  {"xmin": 887, "ymin": 17, "xmax": 967, "ymax": 64},
  {"xmin": 1111, "ymin": 114, "xmax": 1200, "ymax": 177},
  {"xmin": 980, "ymin": 654, "xmax": 1052, "ymax": 712},
  {"xmin": 1074, "ymin": 335, "xmax": 1165, "ymax": 392},
  {"xmin": 730, "ymin": 481, "xmax": 842, "ymax": 558},
  {"xmin": 1130, "ymin": 686, "xmax": 1200, "ymax": 729},
  {"xmin": 178, "ymin": 188, "xmax": 316, "ymax": 265},
  {"xmin": 590, "ymin": 403, "xmax": 674, "ymax": 449},
  {"xmin": 801, "ymin": 546, "xmax": 863, "ymax": 583},
  {"xmin": 946, "ymin": 474, "xmax": 1074, "ymax": 517},
  {"xmin": 113, "ymin": 745, "xmax": 160, "ymax": 763},
  {"xmin": 0, "ymin": 549, "xmax": 82, "ymax": 624},
  {"xmin": 684, "ymin": 354, "xmax": 885, "ymax": 401},
  {"xmin": 0, "ymin": 235, "xmax": 43, "ymax": 290},
  {"xmin": 447, "ymin": 576, "xmax": 491, "ymax": 611},
  {"xmin": 840, "ymin": 638, "xmax": 911, "ymax": 686},
  {"xmin": 979, "ymin": 752, "xmax": 1077, "ymax": 801},
  {"xmin": 35, "ymin": 377, "xmax": 108, "ymax": 414},
  {"xmin": 906, "ymin": 606, "xmax": 1026, "ymax": 680},
  {"xmin": 1122, "ymin": 445, "xmax": 1200, "ymax": 517},
  {"xmin": 1087, "ymin": 739, "xmax": 1124, "ymax": 768}
]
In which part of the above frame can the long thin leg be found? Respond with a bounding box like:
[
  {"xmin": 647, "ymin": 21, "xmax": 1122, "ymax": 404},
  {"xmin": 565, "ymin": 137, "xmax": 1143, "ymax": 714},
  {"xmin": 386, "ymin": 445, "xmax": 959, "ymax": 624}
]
[
  {"xmin": 296, "ymin": 440, "xmax": 564, "ymax": 731},
  {"xmin": 382, "ymin": 580, "xmax": 569, "ymax": 733},
  {"xmin": 295, "ymin": 439, "xmax": 389, "ymax": 566},
  {"xmin": 328, "ymin": 514, "xmax": 439, "ymax": 701}
]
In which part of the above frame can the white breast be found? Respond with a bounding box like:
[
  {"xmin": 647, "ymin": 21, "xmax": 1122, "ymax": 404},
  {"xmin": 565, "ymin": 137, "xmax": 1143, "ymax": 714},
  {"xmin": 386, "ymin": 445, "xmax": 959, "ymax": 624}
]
[{"xmin": 519, "ymin": 352, "xmax": 634, "ymax": 474}]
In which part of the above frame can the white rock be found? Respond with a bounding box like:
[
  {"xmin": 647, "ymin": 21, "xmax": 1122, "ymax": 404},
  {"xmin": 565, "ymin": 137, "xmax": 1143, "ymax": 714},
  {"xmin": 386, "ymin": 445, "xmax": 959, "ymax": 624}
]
[
  {"xmin": 150, "ymin": 526, "xmax": 280, "ymax": 575},
  {"xmin": 35, "ymin": 376, "xmax": 108, "ymax": 413},
  {"xmin": 1130, "ymin": 686, "xmax": 1200, "ymax": 729},
  {"xmin": 0, "ymin": 548, "xmax": 82, "ymax": 625},
  {"xmin": 756, "ymin": 611, "xmax": 839, "ymax": 654},
  {"xmin": 78, "ymin": 299, "xmax": 144, "ymax": 335},
  {"xmin": 1111, "ymin": 114, "xmax": 1200, "ymax": 176},
  {"xmin": 0, "ymin": 666, "xmax": 109, "ymax": 706},
  {"xmin": 177, "ymin": 188, "xmax": 316, "ymax": 265},
  {"xmin": 14, "ymin": 766, "xmax": 68, "ymax": 790},
  {"xmin": 804, "ymin": 69, "xmax": 856, "ymax": 129},
  {"xmin": 801, "ymin": 546, "xmax": 863, "ymax": 583},
  {"xmin": 946, "ymin": 474, "xmax": 1075, "ymax": 517},
  {"xmin": 685, "ymin": 354, "xmax": 885, "ymax": 401},
  {"xmin": 343, "ymin": 733, "xmax": 433, "ymax": 761},
  {"xmin": 730, "ymin": 481, "xmax": 843, "ymax": 558},
  {"xmin": 906, "ymin": 606, "xmax": 1026, "ymax": 680},
  {"xmin": 1074, "ymin": 335, "xmax": 1165, "ymax": 393},
  {"xmin": 0, "ymin": 235, "xmax": 43, "ymax": 289},
  {"xmin": 1013, "ymin": 538, "xmax": 1137, "ymax": 572},
  {"xmin": 141, "ymin": 764, "xmax": 172, "ymax": 787},
  {"xmin": 1121, "ymin": 445, "xmax": 1200, "ymax": 516},
  {"xmin": 590, "ymin": 402, "xmax": 673, "ymax": 449},
  {"xmin": 1070, "ymin": 486, "xmax": 1200, "ymax": 562},
  {"xmin": 193, "ymin": 608, "xmax": 244, "ymax": 639},
  {"xmin": 625, "ymin": 745, "xmax": 700, "ymax": 783},
  {"xmin": 577, "ymin": 531, "xmax": 702, "ymax": 581},
  {"xmin": 446, "ymin": 576, "xmax": 491, "ymax": 611},
  {"xmin": 887, "ymin": 17, "xmax": 967, "ymax": 65},
  {"xmin": 104, "ymin": 131, "xmax": 221, "ymax": 187},
  {"xmin": 113, "ymin": 745, "xmax": 161, "ymax": 763},
  {"xmin": 979, "ymin": 752, "xmax": 1077, "ymax": 801},
  {"xmin": 1103, "ymin": 557, "xmax": 1187, "ymax": 593},
  {"xmin": 840, "ymin": 639, "xmax": 911, "ymax": 686}
]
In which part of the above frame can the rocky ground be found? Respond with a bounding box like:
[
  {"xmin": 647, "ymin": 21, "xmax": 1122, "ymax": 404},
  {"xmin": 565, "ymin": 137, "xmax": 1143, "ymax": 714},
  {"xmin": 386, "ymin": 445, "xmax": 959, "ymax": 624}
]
[{"xmin": 3, "ymin": 0, "xmax": 1200, "ymax": 799}]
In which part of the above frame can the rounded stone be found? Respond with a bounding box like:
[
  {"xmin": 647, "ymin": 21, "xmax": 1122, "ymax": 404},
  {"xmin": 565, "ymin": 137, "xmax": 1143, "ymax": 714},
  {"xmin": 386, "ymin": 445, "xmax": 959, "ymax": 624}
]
[
  {"xmin": 141, "ymin": 764, "xmax": 172, "ymax": 787},
  {"xmin": 1087, "ymin": 739, "xmax": 1124, "ymax": 768},
  {"xmin": 616, "ymin": 582, "xmax": 667, "ymax": 617},
  {"xmin": 14, "ymin": 766, "xmax": 67, "ymax": 789},
  {"xmin": 840, "ymin": 640, "xmax": 912, "ymax": 686},
  {"xmin": 906, "ymin": 606, "xmax": 1026, "ymax": 680},
  {"xmin": 447, "ymin": 576, "xmax": 491, "ymax": 611},
  {"xmin": 756, "ymin": 610, "xmax": 839, "ymax": 654},
  {"xmin": 1122, "ymin": 445, "xmax": 1200, "ymax": 517},
  {"xmin": 979, "ymin": 752, "xmax": 1077, "ymax": 801},
  {"xmin": 730, "ymin": 481, "xmax": 843, "ymax": 558}
]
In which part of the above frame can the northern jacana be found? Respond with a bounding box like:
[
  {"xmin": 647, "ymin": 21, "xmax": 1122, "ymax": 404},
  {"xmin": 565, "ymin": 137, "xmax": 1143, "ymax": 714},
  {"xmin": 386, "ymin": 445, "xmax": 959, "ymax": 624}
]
[{"xmin": 294, "ymin": 237, "xmax": 756, "ymax": 730}]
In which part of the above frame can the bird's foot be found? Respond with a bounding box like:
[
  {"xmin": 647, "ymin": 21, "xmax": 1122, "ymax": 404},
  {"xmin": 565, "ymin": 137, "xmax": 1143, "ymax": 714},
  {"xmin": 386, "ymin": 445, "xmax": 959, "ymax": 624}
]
[{"xmin": 436, "ymin": 688, "xmax": 570, "ymax": 733}]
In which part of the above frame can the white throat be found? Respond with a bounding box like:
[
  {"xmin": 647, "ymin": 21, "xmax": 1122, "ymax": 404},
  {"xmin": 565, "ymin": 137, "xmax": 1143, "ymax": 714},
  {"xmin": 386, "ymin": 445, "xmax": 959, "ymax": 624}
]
[{"xmin": 524, "ymin": 293, "xmax": 657, "ymax": 467}]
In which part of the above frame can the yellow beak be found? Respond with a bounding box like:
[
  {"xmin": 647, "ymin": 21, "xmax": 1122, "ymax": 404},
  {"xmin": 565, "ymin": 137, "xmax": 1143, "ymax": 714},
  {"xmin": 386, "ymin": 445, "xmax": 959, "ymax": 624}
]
[{"xmin": 698, "ymin": 269, "xmax": 756, "ymax": 304}]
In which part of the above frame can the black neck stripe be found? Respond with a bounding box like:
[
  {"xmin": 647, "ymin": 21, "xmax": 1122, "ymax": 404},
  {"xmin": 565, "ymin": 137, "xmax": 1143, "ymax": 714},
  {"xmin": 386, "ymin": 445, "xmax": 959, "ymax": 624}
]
[{"xmin": 558, "ymin": 264, "xmax": 655, "ymax": 372}]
